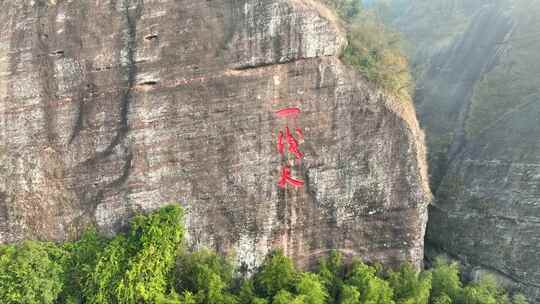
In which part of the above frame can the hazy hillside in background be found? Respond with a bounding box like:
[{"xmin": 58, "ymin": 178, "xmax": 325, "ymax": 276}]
[{"xmin": 377, "ymin": 0, "xmax": 540, "ymax": 301}]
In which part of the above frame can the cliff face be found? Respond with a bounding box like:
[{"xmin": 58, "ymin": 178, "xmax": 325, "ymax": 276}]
[
  {"xmin": 0, "ymin": 0, "xmax": 430, "ymax": 270},
  {"xmin": 392, "ymin": 0, "xmax": 540, "ymax": 300}
]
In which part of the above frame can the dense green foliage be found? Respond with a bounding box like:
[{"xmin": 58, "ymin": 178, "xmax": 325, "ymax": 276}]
[
  {"xmin": 174, "ymin": 249, "xmax": 237, "ymax": 304},
  {"xmin": 388, "ymin": 263, "xmax": 431, "ymax": 304},
  {"xmin": 0, "ymin": 205, "xmax": 528, "ymax": 304},
  {"xmin": 321, "ymin": 0, "xmax": 362, "ymax": 20},
  {"xmin": 324, "ymin": 0, "xmax": 413, "ymax": 98},
  {"xmin": 0, "ymin": 241, "xmax": 64, "ymax": 304}
]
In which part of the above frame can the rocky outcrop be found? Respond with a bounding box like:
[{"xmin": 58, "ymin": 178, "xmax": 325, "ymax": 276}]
[
  {"xmin": 392, "ymin": 0, "xmax": 540, "ymax": 300},
  {"xmin": 0, "ymin": 0, "xmax": 430, "ymax": 271}
]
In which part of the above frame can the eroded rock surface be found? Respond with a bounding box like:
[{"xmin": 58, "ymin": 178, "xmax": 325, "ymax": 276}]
[{"xmin": 0, "ymin": 0, "xmax": 430, "ymax": 270}]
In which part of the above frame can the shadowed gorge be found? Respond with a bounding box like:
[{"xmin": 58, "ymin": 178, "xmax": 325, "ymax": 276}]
[{"xmin": 381, "ymin": 0, "xmax": 540, "ymax": 301}]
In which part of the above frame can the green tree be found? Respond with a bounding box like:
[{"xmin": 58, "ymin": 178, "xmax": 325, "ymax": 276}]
[
  {"xmin": 175, "ymin": 249, "xmax": 237, "ymax": 304},
  {"xmin": 0, "ymin": 241, "xmax": 64, "ymax": 304},
  {"xmin": 339, "ymin": 284, "xmax": 361, "ymax": 304},
  {"xmin": 295, "ymin": 273, "xmax": 328, "ymax": 304},
  {"xmin": 272, "ymin": 290, "xmax": 295, "ymax": 304},
  {"xmin": 317, "ymin": 250, "xmax": 345, "ymax": 304},
  {"xmin": 179, "ymin": 291, "xmax": 198, "ymax": 304},
  {"xmin": 238, "ymin": 279, "xmax": 269, "ymax": 304},
  {"xmin": 433, "ymin": 293, "xmax": 453, "ymax": 304},
  {"xmin": 59, "ymin": 228, "xmax": 107, "ymax": 303},
  {"xmin": 460, "ymin": 275, "xmax": 509, "ymax": 304},
  {"xmin": 430, "ymin": 257, "xmax": 462, "ymax": 302},
  {"xmin": 346, "ymin": 262, "xmax": 395, "ymax": 304},
  {"xmin": 388, "ymin": 263, "xmax": 431, "ymax": 304},
  {"xmin": 461, "ymin": 285, "xmax": 497, "ymax": 304},
  {"xmin": 0, "ymin": 205, "xmax": 523, "ymax": 304},
  {"xmin": 512, "ymin": 294, "xmax": 528, "ymax": 304},
  {"xmin": 272, "ymin": 290, "xmax": 306, "ymax": 304},
  {"xmin": 238, "ymin": 279, "xmax": 257, "ymax": 304},
  {"xmin": 155, "ymin": 290, "xmax": 182, "ymax": 304},
  {"xmin": 252, "ymin": 298, "xmax": 270, "ymax": 304},
  {"xmin": 117, "ymin": 205, "xmax": 185, "ymax": 303},
  {"xmin": 254, "ymin": 250, "xmax": 297, "ymax": 298},
  {"xmin": 324, "ymin": 0, "xmax": 413, "ymax": 98},
  {"xmin": 84, "ymin": 234, "xmax": 130, "ymax": 303},
  {"xmin": 84, "ymin": 205, "xmax": 185, "ymax": 304},
  {"xmin": 322, "ymin": 0, "xmax": 362, "ymax": 20},
  {"xmin": 342, "ymin": 13, "xmax": 412, "ymax": 98}
]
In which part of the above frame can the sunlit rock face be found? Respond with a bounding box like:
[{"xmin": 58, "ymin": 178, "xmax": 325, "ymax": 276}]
[
  {"xmin": 392, "ymin": 0, "xmax": 540, "ymax": 300},
  {"xmin": 0, "ymin": 0, "xmax": 430, "ymax": 270}
]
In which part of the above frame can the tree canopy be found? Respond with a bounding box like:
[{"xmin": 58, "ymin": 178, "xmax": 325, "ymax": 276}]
[
  {"xmin": 324, "ymin": 0, "xmax": 413, "ymax": 99},
  {"xmin": 0, "ymin": 206, "xmax": 528, "ymax": 304}
]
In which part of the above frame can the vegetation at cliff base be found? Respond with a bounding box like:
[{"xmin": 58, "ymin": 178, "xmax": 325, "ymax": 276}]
[
  {"xmin": 323, "ymin": 0, "xmax": 413, "ymax": 99},
  {"xmin": 0, "ymin": 206, "xmax": 527, "ymax": 304}
]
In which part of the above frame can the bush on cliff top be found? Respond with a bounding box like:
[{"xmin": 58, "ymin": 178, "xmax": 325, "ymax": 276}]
[
  {"xmin": 324, "ymin": 0, "xmax": 413, "ymax": 99},
  {"xmin": 0, "ymin": 205, "xmax": 528, "ymax": 304}
]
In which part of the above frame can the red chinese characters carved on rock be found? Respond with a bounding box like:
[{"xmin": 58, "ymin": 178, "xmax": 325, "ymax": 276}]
[
  {"xmin": 277, "ymin": 166, "xmax": 305, "ymax": 188},
  {"xmin": 275, "ymin": 107, "xmax": 301, "ymax": 118},
  {"xmin": 275, "ymin": 107, "xmax": 305, "ymax": 188},
  {"xmin": 277, "ymin": 131, "xmax": 285, "ymax": 155},
  {"xmin": 295, "ymin": 127, "xmax": 304, "ymax": 140},
  {"xmin": 285, "ymin": 126, "xmax": 303, "ymax": 159}
]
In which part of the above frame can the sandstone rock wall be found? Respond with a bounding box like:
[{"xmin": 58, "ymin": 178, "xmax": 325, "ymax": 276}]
[{"xmin": 0, "ymin": 0, "xmax": 430, "ymax": 270}]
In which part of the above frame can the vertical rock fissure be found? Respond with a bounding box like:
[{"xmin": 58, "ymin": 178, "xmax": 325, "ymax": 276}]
[
  {"xmin": 0, "ymin": 192, "xmax": 7, "ymax": 240},
  {"xmin": 78, "ymin": 0, "xmax": 143, "ymax": 223},
  {"xmin": 67, "ymin": 2, "xmax": 91, "ymax": 145},
  {"xmin": 118, "ymin": 0, "xmax": 143, "ymax": 140},
  {"xmin": 83, "ymin": 0, "xmax": 142, "ymax": 164},
  {"xmin": 34, "ymin": 1, "xmax": 59, "ymax": 144}
]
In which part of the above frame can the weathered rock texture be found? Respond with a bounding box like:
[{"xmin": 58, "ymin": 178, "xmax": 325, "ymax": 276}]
[
  {"xmin": 391, "ymin": 0, "xmax": 540, "ymax": 300},
  {"xmin": 0, "ymin": 0, "xmax": 430, "ymax": 270}
]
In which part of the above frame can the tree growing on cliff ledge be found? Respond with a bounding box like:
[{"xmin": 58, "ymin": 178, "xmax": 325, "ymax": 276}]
[
  {"xmin": 321, "ymin": 0, "xmax": 362, "ymax": 19},
  {"xmin": 323, "ymin": 0, "xmax": 413, "ymax": 99}
]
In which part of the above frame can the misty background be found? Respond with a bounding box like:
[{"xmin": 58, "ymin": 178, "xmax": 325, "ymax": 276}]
[{"xmin": 364, "ymin": 0, "xmax": 540, "ymax": 301}]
